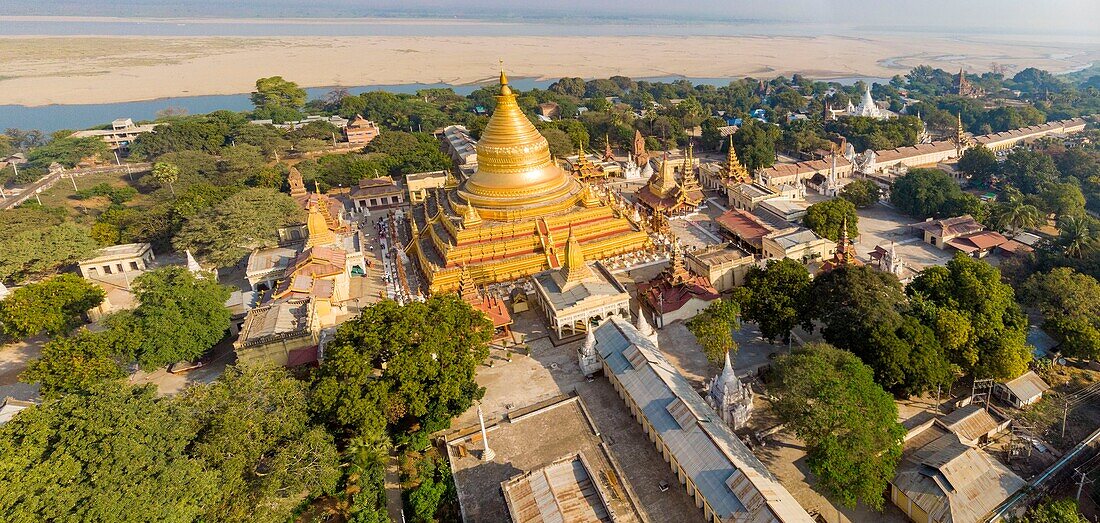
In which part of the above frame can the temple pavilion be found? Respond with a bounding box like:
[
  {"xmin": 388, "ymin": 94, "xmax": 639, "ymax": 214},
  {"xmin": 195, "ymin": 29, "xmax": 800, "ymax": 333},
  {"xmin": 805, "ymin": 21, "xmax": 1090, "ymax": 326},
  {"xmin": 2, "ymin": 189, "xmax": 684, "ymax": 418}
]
[
  {"xmin": 635, "ymin": 144, "xmax": 705, "ymax": 216},
  {"xmin": 407, "ymin": 69, "xmax": 649, "ymax": 293},
  {"xmin": 817, "ymin": 219, "xmax": 863, "ymax": 273}
]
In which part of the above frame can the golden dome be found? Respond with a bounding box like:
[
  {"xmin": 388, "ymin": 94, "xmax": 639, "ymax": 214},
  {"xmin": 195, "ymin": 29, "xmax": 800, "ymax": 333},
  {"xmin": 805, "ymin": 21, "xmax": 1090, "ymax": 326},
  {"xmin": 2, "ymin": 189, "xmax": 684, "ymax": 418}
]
[{"xmin": 459, "ymin": 68, "xmax": 579, "ymax": 216}]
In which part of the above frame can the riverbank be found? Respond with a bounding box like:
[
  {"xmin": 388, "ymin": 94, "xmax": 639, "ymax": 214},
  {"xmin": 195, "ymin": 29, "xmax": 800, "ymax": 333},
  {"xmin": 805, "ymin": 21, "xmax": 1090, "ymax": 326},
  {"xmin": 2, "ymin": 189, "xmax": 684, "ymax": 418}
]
[{"xmin": 2, "ymin": 33, "xmax": 1098, "ymax": 107}]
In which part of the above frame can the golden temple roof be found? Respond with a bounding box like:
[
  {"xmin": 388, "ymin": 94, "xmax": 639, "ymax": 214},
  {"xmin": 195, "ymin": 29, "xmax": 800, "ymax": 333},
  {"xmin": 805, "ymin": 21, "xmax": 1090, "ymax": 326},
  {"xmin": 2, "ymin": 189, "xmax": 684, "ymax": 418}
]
[{"xmin": 458, "ymin": 68, "xmax": 579, "ymax": 216}]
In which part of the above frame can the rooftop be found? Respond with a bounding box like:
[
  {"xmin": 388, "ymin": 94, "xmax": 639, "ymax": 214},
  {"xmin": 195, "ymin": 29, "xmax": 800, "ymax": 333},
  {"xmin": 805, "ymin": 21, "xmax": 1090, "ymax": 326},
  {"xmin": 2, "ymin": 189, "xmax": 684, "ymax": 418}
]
[
  {"xmin": 595, "ymin": 318, "xmax": 813, "ymax": 522},
  {"xmin": 893, "ymin": 430, "xmax": 1025, "ymax": 523},
  {"xmin": 716, "ymin": 209, "xmax": 775, "ymax": 241},
  {"xmin": 237, "ymin": 300, "xmax": 313, "ymax": 347},
  {"xmin": 532, "ymin": 262, "xmax": 628, "ymax": 313},
  {"xmin": 501, "ymin": 454, "xmax": 614, "ymax": 523},
  {"xmin": 446, "ymin": 395, "xmax": 642, "ymax": 523},
  {"xmin": 1000, "ymin": 370, "xmax": 1050, "ymax": 401},
  {"xmin": 80, "ymin": 242, "xmax": 151, "ymax": 264},
  {"xmin": 766, "ymin": 227, "xmax": 826, "ymax": 250},
  {"xmin": 910, "ymin": 215, "xmax": 984, "ymax": 238}
]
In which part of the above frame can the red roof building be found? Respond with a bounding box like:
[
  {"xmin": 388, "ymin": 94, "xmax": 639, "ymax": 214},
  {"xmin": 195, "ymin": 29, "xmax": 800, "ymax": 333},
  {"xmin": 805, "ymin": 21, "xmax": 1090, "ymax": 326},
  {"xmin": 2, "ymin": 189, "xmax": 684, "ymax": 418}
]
[{"xmin": 637, "ymin": 244, "xmax": 721, "ymax": 328}]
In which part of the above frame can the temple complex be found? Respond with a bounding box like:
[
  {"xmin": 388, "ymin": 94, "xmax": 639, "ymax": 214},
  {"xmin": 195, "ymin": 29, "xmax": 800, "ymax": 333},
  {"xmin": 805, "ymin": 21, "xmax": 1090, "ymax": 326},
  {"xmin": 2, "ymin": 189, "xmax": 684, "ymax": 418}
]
[
  {"xmin": 637, "ymin": 242, "xmax": 720, "ymax": 327},
  {"xmin": 635, "ymin": 145, "xmax": 705, "ymax": 216},
  {"xmin": 531, "ymin": 227, "xmax": 631, "ymax": 338},
  {"xmin": 456, "ymin": 265, "xmax": 513, "ymax": 339},
  {"xmin": 956, "ymin": 69, "xmax": 984, "ymax": 98},
  {"xmin": 565, "ymin": 145, "xmax": 611, "ymax": 181},
  {"xmin": 721, "ymin": 137, "xmax": 751, "ymax": 185},
  {"xmin": 407, "ymin": 69, "xmax": 649, "ymax": 293}
]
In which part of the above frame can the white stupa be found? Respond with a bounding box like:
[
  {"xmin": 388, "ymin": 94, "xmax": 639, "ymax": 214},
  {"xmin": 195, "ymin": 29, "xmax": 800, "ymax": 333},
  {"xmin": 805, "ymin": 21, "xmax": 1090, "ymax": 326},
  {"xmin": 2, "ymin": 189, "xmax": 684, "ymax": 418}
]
[
  {"xmin": 849, "ymin": 86, "xmax": 886, "ymax": 120},
  {"xmin": 707, "ymin": 350, "xmax": 754, "ymax": 430},
  {"xmin": 578, "ymin": 326, "xmax": 602, "ymax": 376},
  {"xmin": 634, "ymin": 312, "xmax": 659, "ymax": 348},
  {"xmin": 0, "ymin": 281, "xmax": 9, "ymax": 301}
]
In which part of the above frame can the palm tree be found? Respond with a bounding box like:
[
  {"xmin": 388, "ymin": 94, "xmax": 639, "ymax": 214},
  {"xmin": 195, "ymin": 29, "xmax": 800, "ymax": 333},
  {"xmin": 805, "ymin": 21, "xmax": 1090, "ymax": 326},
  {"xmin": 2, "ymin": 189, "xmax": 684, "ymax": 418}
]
[
  {"xmin": 990, "ymin": 195, "xmax": 1042, "ymax": 233},
  {"xmin": 1057, "ymin": 215, "xmax": 1095, "ymax": 258}
]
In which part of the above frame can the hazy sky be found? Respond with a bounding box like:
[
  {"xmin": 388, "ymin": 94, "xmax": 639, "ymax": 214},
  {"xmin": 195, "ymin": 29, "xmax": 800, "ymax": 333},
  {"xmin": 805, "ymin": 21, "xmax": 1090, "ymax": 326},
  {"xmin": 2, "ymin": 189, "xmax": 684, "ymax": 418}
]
[{"xmin": 6, "ymin": 0, "xmax": 1099, "ymax": 35}]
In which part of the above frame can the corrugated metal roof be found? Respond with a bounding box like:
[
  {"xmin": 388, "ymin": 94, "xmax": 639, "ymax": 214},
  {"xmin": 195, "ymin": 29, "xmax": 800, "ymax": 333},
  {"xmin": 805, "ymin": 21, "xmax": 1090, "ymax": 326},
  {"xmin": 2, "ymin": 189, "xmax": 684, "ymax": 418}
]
[
  {"xmin": 593, "ymin": 317, "xmax": 813, "ymax": 523},
  {"xmin": 1001, "ymin": 371, "xmax": 1050, "ymax": 402}
]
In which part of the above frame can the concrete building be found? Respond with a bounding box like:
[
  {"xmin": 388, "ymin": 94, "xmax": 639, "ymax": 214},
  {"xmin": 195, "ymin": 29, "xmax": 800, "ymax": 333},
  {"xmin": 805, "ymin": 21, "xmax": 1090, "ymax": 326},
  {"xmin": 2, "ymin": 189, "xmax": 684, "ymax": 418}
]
[
  {"xmin": 716, "ymin": 208, "xmax": 776, "ymax": 254},
  {"xmin": 531, "ymin": 229, "xmax": 630, "ymax": 337},
  {"xmin": 592, "ymin": 317, "xmax": 814, "ymax": 523},
  {"xmin": 685, "ymin": 243, "xmax": 755, "ymax": 292},
  {"xmin": 78, "ymin": 243, "xmax": 156, "ymax": 279},
  {"xmin": 350, "ymin": 176, "xmax": 404, "ymax": 211},
  {"xmin": 975, "ymin": 117, "xmax": 1087, "ymax": 152},
  {"xmin": 758, "ymin": 156, "xmax": 853, "ymax": 187},
  {"xmin": 442, "ymin": 124, "xmax": 478, "ymax": 177},
  {"xmin": 445, "ymin": 395, "xmax": 643, "ymax": 523},
  {"xmin": 406, "ymin": 170, "xmax": 448, "ymax": 203},
  {"xmin": 344, "ymin": 115, "xmax": 380, "ymax": 145},
  {"xmin": 909, "ymin": 215, "xmax": 1007, "ymax": 257},
  {"xmin": 761, "ymin": 227, "xmax": 833, "ymax": 263},
  {"xmin": 71, "ymin": 118, "xmax": 158, "ymax": 151}
]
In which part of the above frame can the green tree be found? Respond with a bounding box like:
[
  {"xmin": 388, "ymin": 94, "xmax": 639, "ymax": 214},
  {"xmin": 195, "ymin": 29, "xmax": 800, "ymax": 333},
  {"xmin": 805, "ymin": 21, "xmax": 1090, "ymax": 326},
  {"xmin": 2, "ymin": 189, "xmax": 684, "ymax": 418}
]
[
  {"xmin": 732, "ymin": 119, "xmax": 780, "ymax": 172},
  {"xmin": 25, "ymin": 136, "xmax": 110, "ymax": 170},
  {"xmin": 1038, "ymin": 181, "xmax": 1086, "ymax": 218},
  {"xmin": 1003, "ymin": 149, "xmax": 1060, "ymax": 194},
  {"xmin": 1021, "ymin": 268, "xmax": 1100, "ymax": 359},
  {"xmin": 173, "ymin": 187, "xmax": 304, "ymax": 267},
  {"xmin": 803, "ymin": 198, "xmax": 859, "ymax": 241},
  {"xmin": 990, "ymin": 190, "xmax": 1043, "ymax": 233},
  {"xmin": 957, "ymin": 145, "xmax": 999, "ymax": 187},
  {"xmin": 0, "ymin": 207, "xmax": 97, "ymax": 283},
  {"xmin": 839, "ymin": 178, "xmax": 880, "ymax": 208},
  {"xmin": 176, "ymin": 365, "xmax": 341, "ymax": 523},
  {"xmin": 404, "ymin": 456, "xmax": 458, "ymax": 523},
  {"xmin": 125, "ymin": 267, "xmax": 232, "ymax": 369},
  {"xmin": 151, "ymin": 161, "xmax": 180, "ymax": 196},
  {"xmin": 0, "ymin": 383, "xmax": 219, "ymax": 522},
  {"xmin": 686, "ymin": 300, "xmax": 740, "ymax": 364},
  {"xmin": 907, "ymin": 255, "xmax": 1031, "ymax": 379},
  {"xmin": 1056, "ymin": 215, "xmax": 1096, "ymax": 259},
  {"xmin": 731, "ymin": 258, "xmax": 809, "ymax": 343},
  {"xmin": 890, "ymin": 168, "xmax": 976, "ymax": 219},
  {"xmin": 1018, "ymin": 498, "xmax": 1087, "ymax": 523},
  {"xmin": 311, "ymin": 296, "xmax": 493, "ymax": 449},
  {"xmin": 0, "ymin": 274, "xmax": 104, "ymax": 338},
  {"xmin": 21, "ymin": 329, "xmax": 128, "ymax": 395},
  {"xmin": 251, "ymin": 76, "xmax": 307, "ymax": 122},
  {"xmin": 771, "ymin": 343, "xmax": 905, "ymax": 510}
]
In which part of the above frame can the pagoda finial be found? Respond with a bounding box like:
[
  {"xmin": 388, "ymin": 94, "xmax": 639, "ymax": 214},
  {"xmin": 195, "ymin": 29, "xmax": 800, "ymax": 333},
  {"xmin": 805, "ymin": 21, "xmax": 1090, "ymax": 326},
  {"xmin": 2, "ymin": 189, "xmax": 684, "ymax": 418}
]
[
  {"xmin": 499, "ymin": 59, "xmax": 507, "ymax": 85},
  {"xmin": 561, "ymin": 225, "xmax": 591, "ymax": 284}
]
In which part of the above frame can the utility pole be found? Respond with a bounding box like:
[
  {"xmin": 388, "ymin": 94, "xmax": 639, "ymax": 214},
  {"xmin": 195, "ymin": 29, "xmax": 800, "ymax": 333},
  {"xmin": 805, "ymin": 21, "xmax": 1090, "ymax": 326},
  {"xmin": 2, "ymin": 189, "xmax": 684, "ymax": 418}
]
[
  {"xmin": 69, "ymin": 170, "xmax": 78, "ymax": 191},
  {"xmin": 1063, "ymin": 397, "xmax": 1071, "ymax": 439},
  {"xmin": 34, "ymin": 188, "xmax": 42, "ymax": 205}
]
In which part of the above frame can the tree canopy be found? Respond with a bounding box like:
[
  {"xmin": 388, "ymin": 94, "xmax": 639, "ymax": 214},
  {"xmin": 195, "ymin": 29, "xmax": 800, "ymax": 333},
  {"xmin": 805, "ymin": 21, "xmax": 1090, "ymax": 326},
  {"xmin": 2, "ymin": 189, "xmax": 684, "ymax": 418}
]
[
  {"xmin": 173, "ymin": 187, "xmax": 303, "ymax": 267},
  {"xmin": 0, "ymin": 274, "xmax": 104, "ymax": 339},
  {"xmin": 770, "ymin": 343, "xmax": 905, "ymax": 510},
  {"xmin": 0, "ymin": 206, "xmax": 97, "ymax": 284},
  {"xmin": 117, "ymin": 267, "xmax": 231, "ymax": 369},
  {"xmin": 890, "ymin": 168, "xmax": 980, "ymax": 219},
  {"xmin": 732, "ymin": 119, "xmax": 780, "ymax": 172},
  {"xmin": 686, "ymin": 299, "xmax": 741, "ymax": 364},
  {"xmin": 907, "ymin": 254, "xmax": 1031, "ymax": 379},
  {"xmin": 311, "ymin": 295, "xmax": 493, "ymax": 449},
  {"xmin": 803, "ymin": 198, "xmax": 859, "ymax": 241},
  {"xmin": 839, "ymin": 178, "xmax": 879, "ymax": 208},
  {"xmin": 730, "ymin": 258, "xmax": 809, "ymax": 343},
  {"xmin": 1021, "ymin": 267, "xmax": 1100, "ymax": 359},
  {"xmin": 250, "ymin": 76, "xmax": 307, "ymax": 123}
]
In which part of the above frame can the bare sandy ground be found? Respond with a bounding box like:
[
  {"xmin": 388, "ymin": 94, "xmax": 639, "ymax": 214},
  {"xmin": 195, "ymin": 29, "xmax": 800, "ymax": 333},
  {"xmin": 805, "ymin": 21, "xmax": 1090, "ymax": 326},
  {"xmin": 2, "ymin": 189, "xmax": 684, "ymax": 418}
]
[{"xmin": 0, "ymin": 33, "xmax": 1097, "ymax": 106}]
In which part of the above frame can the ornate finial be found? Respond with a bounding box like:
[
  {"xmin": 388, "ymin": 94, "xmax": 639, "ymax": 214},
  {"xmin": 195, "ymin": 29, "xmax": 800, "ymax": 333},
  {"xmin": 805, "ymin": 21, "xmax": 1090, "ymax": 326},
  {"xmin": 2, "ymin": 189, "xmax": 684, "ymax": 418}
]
[
  {"xmin": 499, "ymin": 59, "xmax": 508, "ymax": 86},
  {"xmin": 314, "ymin": 180, "xmax": 321, "ymax": 194}
]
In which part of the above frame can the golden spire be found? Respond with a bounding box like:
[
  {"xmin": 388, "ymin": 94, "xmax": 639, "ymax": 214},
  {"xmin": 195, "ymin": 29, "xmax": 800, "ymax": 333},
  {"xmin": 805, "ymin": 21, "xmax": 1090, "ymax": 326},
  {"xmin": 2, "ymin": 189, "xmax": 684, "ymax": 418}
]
[
  {"xmin": 650, "ymin": 153, "xmax": 679, "ymax": 199},
  {"xmin": 499, "ymin": 59, "xmax": 509, "ymax": 94},
  {"xmin": 462, "ymin": 201, "xmax": 483, "ymax": 228},
  {"xmin": 305, "ymin": 199, "xmax": 336, "ymax": 247},
  {"xmin": 579, "ymin": 182, "xmax": 601, "ymax": 208},
  {"xmin": 457, "ymin": 265, "xmax": 480, "ymax": 303},
  {"xmin": 561, "ymin": 225, "xmax": 591, "ymax": 285},
  {"xmin": 457, "ymin": 62, "xmax": 577, "ymax": 215},
  {"xmin": 724, "ymin": 136, "xmax": 750, "ymax": 183}
]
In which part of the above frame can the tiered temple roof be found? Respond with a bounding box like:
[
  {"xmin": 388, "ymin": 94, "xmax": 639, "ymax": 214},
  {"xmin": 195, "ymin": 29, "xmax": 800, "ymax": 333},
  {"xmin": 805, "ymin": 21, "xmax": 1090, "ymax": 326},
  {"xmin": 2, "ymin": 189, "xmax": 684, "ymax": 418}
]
[
  {"xmin": 638, "ymin": 243, "xmax": 720, "ymax": 315},
  {"xmin": 818, "ymin": 218, "xmax": 863, "ymax": 273},
  {"xmin": 635, "ymin": 146, "xmax": 705, "ymax": 215},
  {"xmin": 407, "ymin": 68, "xmax": 648, "ymax": 293}
]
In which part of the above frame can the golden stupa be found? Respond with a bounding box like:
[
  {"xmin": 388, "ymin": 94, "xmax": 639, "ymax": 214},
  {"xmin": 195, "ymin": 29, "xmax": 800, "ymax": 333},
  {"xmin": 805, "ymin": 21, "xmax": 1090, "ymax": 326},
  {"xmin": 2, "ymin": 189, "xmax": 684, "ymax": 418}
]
[{"xmin": 408, "ymin": 68, "xmax": 649, "ymax": 293}]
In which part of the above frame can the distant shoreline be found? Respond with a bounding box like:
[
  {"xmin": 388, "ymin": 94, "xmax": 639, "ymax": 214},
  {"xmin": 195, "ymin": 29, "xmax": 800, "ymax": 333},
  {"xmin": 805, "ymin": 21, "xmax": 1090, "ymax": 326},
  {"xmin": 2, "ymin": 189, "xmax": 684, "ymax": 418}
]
[{"xmin": 0, "ymin": 33, "xmax": 1097, "ymax": 107}]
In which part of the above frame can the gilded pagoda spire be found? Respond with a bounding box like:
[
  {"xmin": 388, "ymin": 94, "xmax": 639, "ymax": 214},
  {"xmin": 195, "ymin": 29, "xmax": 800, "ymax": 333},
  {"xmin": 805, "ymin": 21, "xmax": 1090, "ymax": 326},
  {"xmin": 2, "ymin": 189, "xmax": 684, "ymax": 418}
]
[
  {"xmin": 650, "ymin": 153, "xmax": 679, "ymax": 199},
  {"xmin": 457, "ymin": 65, "xmax": 579, "ymax": 216},
  {"xmin": 603, "ymin": 134, "xmax": 615, "ymax": 162},
  {"xmin": 560, "ymin": 225, "xmax": 592, "ymax": 286},
  {"xmin": 462, "ymin": 202, "xmax": 483, "ymax": 228},
  {"xmin": 723, "ymin": 136, "xmax": 750, "ymax": 183},
  {"xmin": 458, "ymin": 265, "xmax": 480, "ymax": 303},
  {"xmin": 305, "ymin": 198, "xmax": 336, "ymax": 248}
]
